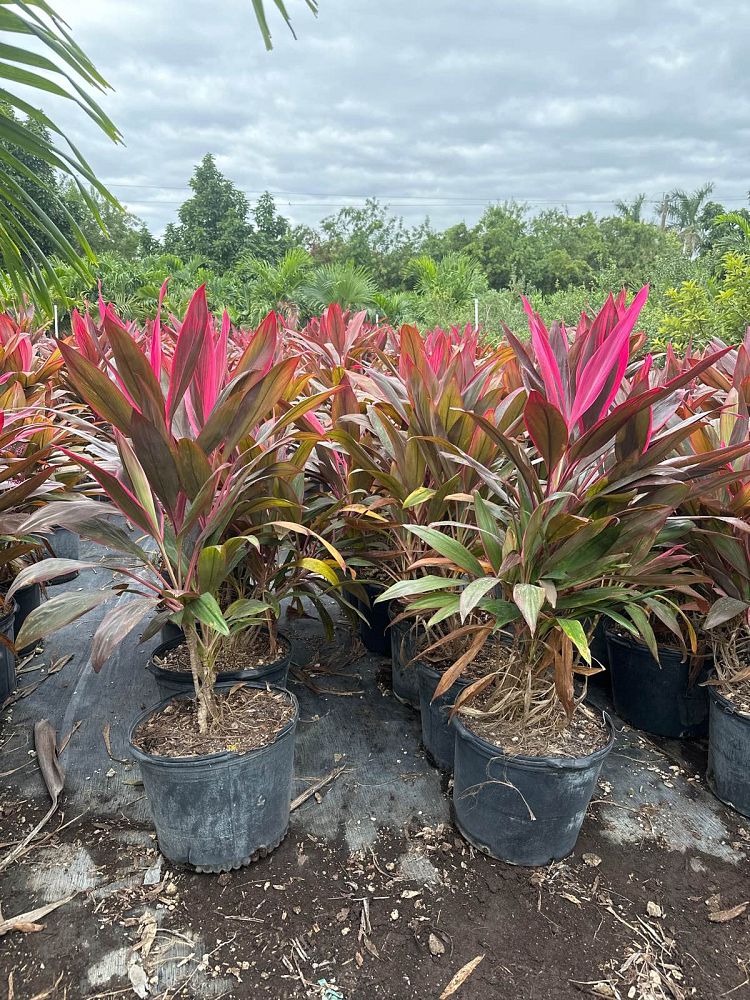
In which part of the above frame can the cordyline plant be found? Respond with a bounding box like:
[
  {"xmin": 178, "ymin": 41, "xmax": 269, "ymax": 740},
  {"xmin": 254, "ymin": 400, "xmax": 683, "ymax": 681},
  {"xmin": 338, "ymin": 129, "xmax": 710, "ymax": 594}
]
[
  {"xmin": 11, "ymin": 286, "xmax": 343, "ymax": 733},
  {"xmin": 671, "ymin": 328, "xmax": 750, "ymax": 694},
  {"xmin": 378, "ymin": 290, "xmax": 750, "ymax": 739},
  {"xmin": 333, "ymin": 322, "xmax": 520, "ymax": 585}
]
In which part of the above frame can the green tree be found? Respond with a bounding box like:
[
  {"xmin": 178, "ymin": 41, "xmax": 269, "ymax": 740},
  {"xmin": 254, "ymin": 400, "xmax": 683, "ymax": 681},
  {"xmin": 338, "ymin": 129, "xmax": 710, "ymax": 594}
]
[
  {"xmin": 303, "ymin": 260, "xmax": 377, "ymax": 311},
  {"xmin": 60, "ymin": 179, "xmax": 151, "ymax": 259},
  {"xmin": 315, "ymin": 199, "xmax": 430, "ymax": 288},
  {"xmin": 466, "ymin": 201, "xmax": 528, "ymax": 289},
  {"xmin": 165, "ymin": 154, "xmax": 251, "ymax": 270},
  {"xmin": 614, "ymin": 193, "xmax": 647, "ymax": 222},
  {"xmin": 667, "ymin": 183, "xmax": 715, "ymax": 257},
  {"xmin": 246, "ymin": 191, "xmax": 292, "ymax": 263},
  {"xmin": 233, "ymin": 246, "xmax": 312, "ymax": 323}
]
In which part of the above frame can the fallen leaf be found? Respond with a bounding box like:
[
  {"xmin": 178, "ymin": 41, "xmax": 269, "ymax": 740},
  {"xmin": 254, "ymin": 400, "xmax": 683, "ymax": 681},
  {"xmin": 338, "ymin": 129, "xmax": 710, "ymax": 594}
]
[
  {"xmin": 363, "ymin": 937, "xmax": 380, "ymax": 959},
  {"xmin": 429, "ymin": 932, "xmax": 445, "ymax": 956},
  {"xmin": 401, "ymin": 889, "xmax": 421, "ymax": 899},
  {"xmin": 132, "ymin": 913, "xmax": 157, "ymax": 965},
  {"xmin": 102, "ymin": 723, "xmax": 129, "ymax": 764},
  {"xmin": 561, "ymin": 892, "xmax": 582, "ymax": 907},
  {"xmin": 128, "ymin": 960, "xmax": 150, "ymax": 998},
  {"xmin": 708, "ymin": 901, "xmax": 748, "ymax": 923},
  {"xmin": 439, "ymin": 954, "xmax": 484, "ymax": 998},
  {"xmin": 0, "ymin": 894, "xmax": 75, "ymax": 936},
  {"xmin": 583, "ymin": 853, "xmax": 602, "ymax": 867},
  {"xmin": 647, "ymin": 901, "xmax": 663, "ymax": 918}
]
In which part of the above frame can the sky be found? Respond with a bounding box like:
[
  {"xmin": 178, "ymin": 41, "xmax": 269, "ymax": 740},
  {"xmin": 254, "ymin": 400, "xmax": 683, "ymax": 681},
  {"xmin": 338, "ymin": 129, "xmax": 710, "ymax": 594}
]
[{"xmin": 47, "ymin": 0, "xmax": 750, "ymax": 237}]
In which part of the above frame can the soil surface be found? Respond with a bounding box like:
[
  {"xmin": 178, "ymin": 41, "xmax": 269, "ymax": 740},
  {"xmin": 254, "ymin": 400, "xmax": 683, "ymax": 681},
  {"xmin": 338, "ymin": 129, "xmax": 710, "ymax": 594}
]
[
  {"xmin": 465, "ymin": 701, "xmax": 612, "ymax": 758},
  {"xmin": 131, "ymin": 686, "xmax": 296, "ymax": 757},
  {"xmin": 156, "ymin": 632, "xmax": 286, "ymax": 675}
]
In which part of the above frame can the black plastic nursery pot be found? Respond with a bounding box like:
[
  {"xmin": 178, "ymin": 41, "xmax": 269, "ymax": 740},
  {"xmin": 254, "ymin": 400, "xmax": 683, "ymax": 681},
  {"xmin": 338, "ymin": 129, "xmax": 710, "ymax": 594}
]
[
  {"xmin": 389, "ymin": 613, "xmax": 420, "ymax": 709},
  {"xmin": 14, "ymin": 584, "xmax": 42, "ymax": 656},
  {"xmin": 147, "ymin": 633, "xmax": 292, "ymax": 702},
  {"xmin": 606, "ymin": 631, "xmax": 709, "ymax": 739},
  {"xmin": 46, "ymin": 527, "xmax": 80, "ymax": 585},
  {"xmin": 160, "ymin": 621, "xmax": 184, "ymax": 645},
  {"xmin": 417, "ymin": 661, "xmax": 469, "ymax": 771},
  {"xmin": 356, "ymin": 584, "xmax": 390, "ymax": 656},
  {"xmin": 129, "ymin": 682, "xmax": 299, "ymax": 872},
  {"xmin": 0, "ymin": 601, "xmax": 17, "ymax": 704},
  {"xmin": 707, "ymin": 687, "xmax": 750, "ymax": 818},
  {"xmin": 452, "ymin": 713, "xmax": 614, "ymax": 866}
]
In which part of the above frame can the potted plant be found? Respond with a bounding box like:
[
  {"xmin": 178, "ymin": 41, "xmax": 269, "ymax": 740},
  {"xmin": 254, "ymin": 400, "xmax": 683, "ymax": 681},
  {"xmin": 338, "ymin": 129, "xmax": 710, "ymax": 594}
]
[
  {"xmin": 11, "ymin": 285, "xmax": 344, "ymax": 871},
  {"xmin": 335, "ymin": 321, "xmax": 521, "ymax": 702},
  {"xmin": 676, "ymin": 329, "xmax": 750, "ymax": 815},
  {"xmin": 379, "ymin": 290, "xmax": 741, "ymax": 864}
]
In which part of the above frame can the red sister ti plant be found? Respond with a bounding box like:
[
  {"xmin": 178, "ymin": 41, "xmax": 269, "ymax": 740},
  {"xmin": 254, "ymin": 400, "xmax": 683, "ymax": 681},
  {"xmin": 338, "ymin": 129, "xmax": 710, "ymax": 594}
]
[
  {"xmin": 379, "ymin": 289, "xmax": 750, "ymax": 743},
  {"xmin": 12, "ymin": 286, "xmax": 345, "ymax": 732}
]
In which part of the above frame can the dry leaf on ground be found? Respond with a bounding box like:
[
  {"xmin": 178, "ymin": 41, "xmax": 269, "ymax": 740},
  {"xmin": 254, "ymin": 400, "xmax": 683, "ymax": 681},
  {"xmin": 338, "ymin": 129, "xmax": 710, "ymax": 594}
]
[
  {"xmin": 439, "ymin": 954, "xmax": 484, "ymax": 998},
  {"xmin": 707, "ymin": 901, "xmax": 748, "ymax": 923}
]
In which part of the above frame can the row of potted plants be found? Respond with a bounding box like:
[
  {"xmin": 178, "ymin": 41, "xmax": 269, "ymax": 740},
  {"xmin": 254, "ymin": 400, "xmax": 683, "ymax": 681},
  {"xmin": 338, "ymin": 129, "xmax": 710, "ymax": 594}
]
[{"xmin": 1, "ymin": 286, "xmax": 749, "ymax": 873}]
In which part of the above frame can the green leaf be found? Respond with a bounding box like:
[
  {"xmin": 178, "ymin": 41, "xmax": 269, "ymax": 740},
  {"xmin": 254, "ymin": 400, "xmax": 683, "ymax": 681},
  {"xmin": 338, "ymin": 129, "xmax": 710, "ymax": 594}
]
[
  {"xmin": 626, "ymin": 605, "xmax": 659, "ymax": 661},
  {"xmin": 187, "ymin": 593, "xmax": 229, "ymax": 636},
  {"xmin": 197, "ymin": 545, "xmax": 227, "ymax": 594},
  {"xmin": 403, "ymin": 487, "xmax": 435, "ymax": 509},
  {"xmin": 376, "ymin": 575, "xmax": 459, "ymax": 603},
  {"xmin": 512, "ymin": 583, "xmax": 547, "ymax": 634},
  {"xmin": 557, "ymin": 619, "xmax": 591, "ymax": 665},
  {"xmin": 7, "ymin": 558, "xmax": 96, "ymax": 599},
  {"xmin": 15, "ymin": 588, "xmax": 117, "ymax": 651},
  {"xmin": 406, "ymin": 525, "xmax": 485, "ymax": 577},
  {"xmin": 459, "ymin": 577, "xmax": 500, "ymax": 623}
]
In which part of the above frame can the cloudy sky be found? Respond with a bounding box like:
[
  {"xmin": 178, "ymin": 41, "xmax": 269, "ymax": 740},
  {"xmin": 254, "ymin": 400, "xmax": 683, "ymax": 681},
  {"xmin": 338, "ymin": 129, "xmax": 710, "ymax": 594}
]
[{"xmin": 50, "ymin": 0, "xmax": 750, "ymax": 236}]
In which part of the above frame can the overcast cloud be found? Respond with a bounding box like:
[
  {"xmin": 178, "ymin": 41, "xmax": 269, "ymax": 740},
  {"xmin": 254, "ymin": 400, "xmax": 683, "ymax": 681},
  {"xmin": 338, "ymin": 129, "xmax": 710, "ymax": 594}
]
[{"xmin": 48, "ymin": 0, "xmax": 750, "ymax": 235}]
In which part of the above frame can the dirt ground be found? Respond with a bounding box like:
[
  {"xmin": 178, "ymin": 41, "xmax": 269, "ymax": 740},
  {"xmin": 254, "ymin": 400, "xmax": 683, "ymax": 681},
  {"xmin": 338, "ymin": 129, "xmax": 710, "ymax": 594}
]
[
  {"xmin": 1, "ymin": 554, "xmax": 750, "ymax": 999},
  {"xmin": 1, "ymin": 788, "xmax": 750, "ymax": 1000}
]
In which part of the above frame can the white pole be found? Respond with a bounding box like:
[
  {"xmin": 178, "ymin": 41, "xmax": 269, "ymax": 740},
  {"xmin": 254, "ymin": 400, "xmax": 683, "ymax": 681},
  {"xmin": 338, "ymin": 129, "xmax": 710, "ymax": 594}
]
[
  {"xmin": 375, "ymin": 314, "xmax": 379, "ymax": 324},
  {"xmin": 54, "ymin": 304, "xmax": 59, "ymax": 338},
  {"xmin": 474, "ymin": 298, "xmax": 479, "ymax": 331}
]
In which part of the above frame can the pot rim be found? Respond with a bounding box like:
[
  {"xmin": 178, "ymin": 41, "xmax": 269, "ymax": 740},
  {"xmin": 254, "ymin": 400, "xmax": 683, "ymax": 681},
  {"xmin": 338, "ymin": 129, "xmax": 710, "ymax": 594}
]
[
  {"xmin": 453, "ymin": 710, "xmax": 615, "ymax": 771},
  {"xmin": 147, "ymin": 631, "xmax": 292, "ymax": 682},
  {"xmin": 128, "ymin": 680, "xmax": 299, "ymax": 766},
  {"xmin": 605, "ymin": 628, "xmax": 711, "ymax": 664},
  {"xmin": 708, "ymin": 683, "xmax": 750, "ymax": 721}
]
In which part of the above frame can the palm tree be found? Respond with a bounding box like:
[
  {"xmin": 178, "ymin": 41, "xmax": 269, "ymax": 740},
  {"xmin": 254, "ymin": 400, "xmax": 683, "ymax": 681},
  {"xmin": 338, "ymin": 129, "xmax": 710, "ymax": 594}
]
[
  {"xmin": 667, "ymin": 183, "xmax": 715, "ymax": 256},
  {"xmin": 711, "ymin": 212, "xmax": 750, "ymax": 254},
  {"xmin": 233, "ymin": 246, "xmax": 313, "ymax": 322},
  {"xmin": 252, "ymin": 0, "xmax": 318, "ymax": 49},
  {"xmin": 0, "ymin": 2, "xmax": 122, "ymax": 312},
  {"xmin": 614, "ymin": 193, "xmax": 647, "ymax": 223},
  {"xmin": 303, "ymin": 261, "xmax": 377, "ymax": 312}
]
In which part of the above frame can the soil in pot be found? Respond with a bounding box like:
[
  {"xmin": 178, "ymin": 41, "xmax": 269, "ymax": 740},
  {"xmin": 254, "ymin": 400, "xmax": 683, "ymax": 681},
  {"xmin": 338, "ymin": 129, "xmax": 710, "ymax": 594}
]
[
  {"xmin": 129, "ymin": 683, "xmax": 298, "ymax": 872},
  {"xmin": 0, "ymin": 599, "xmax": 16, "ymax": 703},
  {"xmin": 707, "ymin": 684, "xmax": 750, "ymax": 818},
  {"xmin": 606, "ymin": 630, "xmax": 710, "ymax": 738},
  {"xmin": 452, "ymin": 707, "xmax": 613, "ymax": 866},
  {"xmin": 148, "ymin": 632, "xmax": 292, "ymax": 702}
]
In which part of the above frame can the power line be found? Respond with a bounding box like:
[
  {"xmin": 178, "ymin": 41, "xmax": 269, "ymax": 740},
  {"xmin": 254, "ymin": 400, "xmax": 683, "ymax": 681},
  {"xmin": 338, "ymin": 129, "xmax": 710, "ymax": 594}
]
[{"xmin": 102, "ymin": 180, "xmax": 750, "ymax": 207}]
